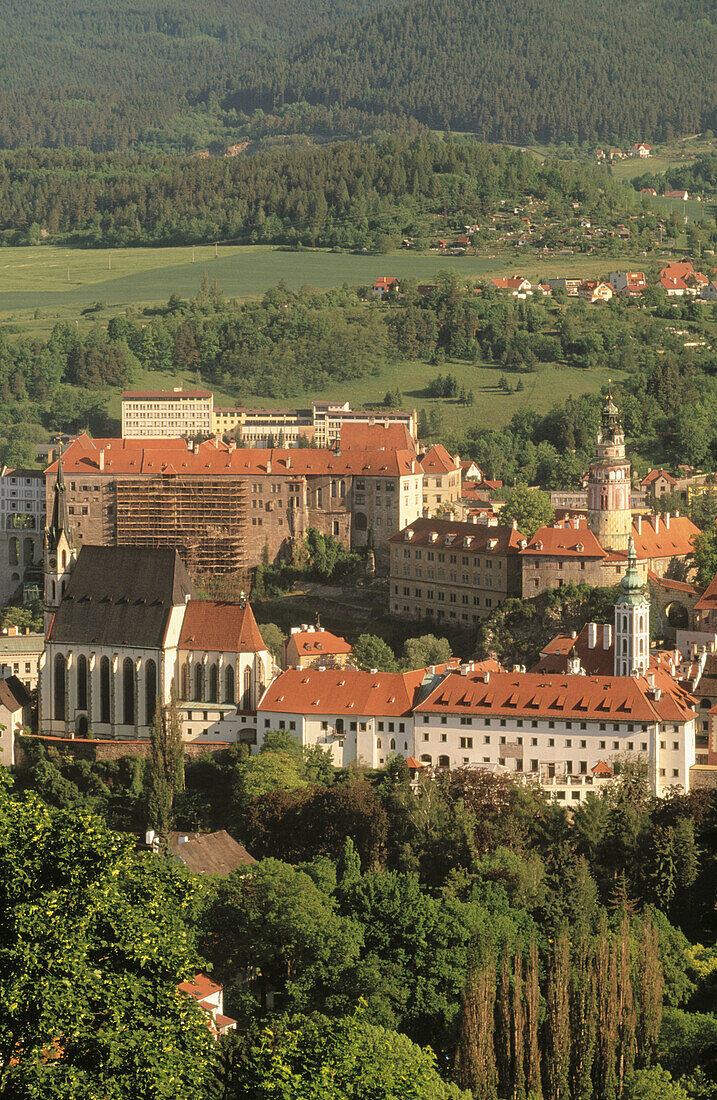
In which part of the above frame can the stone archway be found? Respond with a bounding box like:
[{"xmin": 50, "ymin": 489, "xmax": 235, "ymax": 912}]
[{"xmin": 665, "ymin": 601, "xmax": 689, "ymax": 629}]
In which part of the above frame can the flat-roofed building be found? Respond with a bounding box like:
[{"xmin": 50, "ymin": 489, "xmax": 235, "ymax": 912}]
[
  {"xmin": 0, "ymin": 628, "xmax": 44, "ymax": 690},
  {"xmin": 122, "ymin": 388, "xmax": 213, "ymax": 439}
]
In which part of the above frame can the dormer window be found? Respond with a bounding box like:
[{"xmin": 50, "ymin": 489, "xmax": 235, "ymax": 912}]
[{"xmin": 535, "ymin": 540, "xmax": 543, "ymax": 551}]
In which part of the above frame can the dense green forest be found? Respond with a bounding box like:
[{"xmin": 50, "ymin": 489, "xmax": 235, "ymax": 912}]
[
  {"xmin": 235, "ymin": 0, "xmax": 717, "ymax": 144},
  {"xmin": 0, "ymin": 138, "xmax": 636, "ymax": 248},
  {"xmin": 8, "ymin": 734, "xmax": 717, "ymax": 1097},
  {"xmin": 0, "ymin": 0, "xmax": 371, "ymax": 150},
  {"xmin": 1, "ymin": 0, "xmax": 716, "ymax": 148}
]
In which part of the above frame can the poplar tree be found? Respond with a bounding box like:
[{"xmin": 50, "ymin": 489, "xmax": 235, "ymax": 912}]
[
  {"xmin": 545, "ymin": 928, "xmax": 571, "ymax": 1100},
  {"xmin": 147, "ymin": 689, "xmax": 185, "ymax": 852}
]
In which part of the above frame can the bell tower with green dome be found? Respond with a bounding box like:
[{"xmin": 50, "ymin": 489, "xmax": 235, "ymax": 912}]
[
  {"xmin": 587, "ymin": 387, "xmax": 633, "ymax": 552},
  {"xmin": 614, "ymin": 536, "xmax": 649, "ymax": 677}
]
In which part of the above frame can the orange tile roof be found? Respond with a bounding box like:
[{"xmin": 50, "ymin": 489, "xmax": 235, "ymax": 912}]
[
  {"xmin": 648, "ymin": 570, "xmax": 702, "ymax": 596},
  {"xmin": 521, "ymin": 520, "xmax": 606, "ymax": 559},
  {"xmin": 420, "ymin": 444, "xmax": 459, "ymax": 474},
  {"xmin": 532, "ymin": 623, "xmax": 615, "ymax": 677},
  {"xmin": 259, "ymin": 667, "xmax": 430, "ymax": 717},
  {"xmin": 289, "ymin": 630, "xmax": 352, "ymax": 657},
  {"xmin": 694, "ymin": 573, "xmax": 717, "ymax": 612},
  {"xmin": 641, "ymin": 468, "xmax": 676, "ymax": 487},
  {"xmin": 632, "ymin": 515, "xmax": 699, "ymax": 559},
  {"xmin": 415, "ymin": 669, "xmax": 694, "ymax": 723},
  {"xmin": 46, "ymin": 435, "xmax": 421, "ymax": 479},
  {"xmin": 340, "ymin": 422, "xmax": 416, "ymax": 452},
  {"xmin": 388, "ymin": 517, "xmax": 524, "ymax": 553},
  {"xmin": 179, "ymin": 600, "xmax": 266, "ymax": 653},
  {"xmin": 179, "ymin": 974, "xmax": 222, "ymax": 1001}
]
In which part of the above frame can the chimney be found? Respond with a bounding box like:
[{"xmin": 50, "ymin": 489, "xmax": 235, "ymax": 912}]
[
  {"xmin": 177, "ymin": 834, "xmax": 189, "ymax": 845},
  {"xmin": 654, "ymin": 513, "xmax": 660, "ymax": 533},
  {"xmin": 635, "ymin": 514, "xmax": 642, "ymax": 534},
  {"xmin": 267, "ymin": 458, "xmax": 272, "ymax": 474},
  {"xmin": 665, "ymin": 512, "xmax": 670, "ymax": 529},
  {"xmin": 483, "ymin": 671, "xmax": 490, "ymax": 683},
  {"xmin": 7, "ymin": 626, "xmax": 18, "ymax": 636},
  {"xmin": 588, "ymin": 622, "xmax": 598, "ymax": 649},
  {"xmin": 286, "ymin": 454, "xmax": 291, "ymax": 469},
  {"xmin": 512, "ymin": 519, "xmax": 517, "ymax": 530},
  {"xmin": 145, "ymin": 829, "xmax": 156, "ymax": 845},
  {"xmin": 228, "ymin": 439, "xmax": 236, "ymax": 452},
  {"xmin": 603, "ymin": 624, "xmax": 612, "ymax": 650},
  {"xmin": 98, "ymin": 448, "xmax": 105, "ymax": 471},
  {"xmin": 454, "ymin": 454, "xmax": 460, "ymax": 468},
  {"xmin": 646, "ymin": 669, "xmax": 655, "ymax": 688}
]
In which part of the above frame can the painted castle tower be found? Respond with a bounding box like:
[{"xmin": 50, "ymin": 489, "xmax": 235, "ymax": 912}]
[
  {"xmin": 586, "ymin": 389, "xmax": 633, "ymax": 552},
  {"xmin": 614, "ymin": 536, "xmax": 649, "ymax": 677}
]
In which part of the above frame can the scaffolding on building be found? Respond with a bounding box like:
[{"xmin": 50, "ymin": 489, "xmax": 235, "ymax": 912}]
[{"xmin": 114, "ymin": 477, "xmax": 248, "ymax": 576}]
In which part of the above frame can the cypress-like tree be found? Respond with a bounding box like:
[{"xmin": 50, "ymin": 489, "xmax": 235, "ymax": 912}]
[
  {"xmin": 512, "ymin": 944, "xmax": 526, "ymax": 1100},
  {"xmin": 545, "ymin": 927, "xmax": 570, "ymax": 1100},
  {"xmin": 633, "ymin": 916, "xmax": 664, "ymax": 1064},
  {"xmin": 616, "ymin": 916, "xmax": 637, "ymax": 1092},
  {"xmin": 146, "ymin": 689, "xmax": 185, "ymax": 852},
  {"xmin": 496, "ymin": 946, "xmax": 513, "ymax": 1098},
  {"xmin": 569, "ymin": 933, "xmax": 596, "ymax": 1100},
  {"xmin": 525, "ymin": 938, "xmax": 542, "ymax": 1099}
]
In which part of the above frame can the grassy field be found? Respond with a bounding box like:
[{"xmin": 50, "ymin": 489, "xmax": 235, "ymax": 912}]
[
  {"xmin": 103, "ymin": 359, "xmax": 624, "ymax": 438},
  {"xmin": 0, "ymin": 243, "xmax": 678, "ymax": 339}
]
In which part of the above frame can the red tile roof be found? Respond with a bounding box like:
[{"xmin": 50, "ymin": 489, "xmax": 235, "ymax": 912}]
[
  {"xmin": 288, "ymin": 630, "xmax": 352, "ymax": 657},
  {"xmin": 340, "ymin": 422, "xmax": 416, "ymax": 452},
  {"xmin": 641, "ymin": 469, "xmax": 676, "ymax": 488},
  {"xmin": 632, "ymin": 515, "xmax": 699, "ymax": 559},
  {"xmin": 694, "ymin": 573, "xmax": 717, "ymax": 612},
  {"xmin": 648, "ymin": 570, "xmax": 702, "ymax": 596},
  {"xmin": 491, "ymin": 276, "xmax": 530, "ymax": 290},
  {"xmin": 47, "ymin": 435, "xmax": 421, "ymax": 479},
  {"xmin": 415, "ymin": 669, "xmax": 695, "ymax": 724},
  {"xmin": 592, "ymin": 760, "xmax": 613, "ymax": 776},
  {"xmin": 532, "ymin": 623, "xmax": 615, "ymax": 677},
  {"xmin": 179, "ymin": 974, "xmax": 222, "ymax": 1001},
  {"xmin": 122, "ymin": 390, "xmax": 212, "ymax": 400},
  {"xmin": 521, "ymin": 520, "xmax": 606, "ymax": 559},
  {"xmin": 389, "ymin": 517, "xmax": 524, "ymax": 553},
  {"xmin": 373, "ymin": 276, "xmax": 399, "ymax": 288},
  {"xmin": 179, "ymin": 600, "xmax": 266, "ymax": 653},
  {"xmin": 259, "ymin": 667, "xmax": 430, "ymax": 717},
  {"xmin": 420, "ymin": 444, "xmax": 459, "ymax": 475}
]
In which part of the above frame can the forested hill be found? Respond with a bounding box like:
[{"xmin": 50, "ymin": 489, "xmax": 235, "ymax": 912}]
[
  {"xmin": 0, "ymin": 0, "xmax": 368, "ymax": 149},
  {"xmin": 234, "ymin": 0, "xmax": 717, "ymax": 144}
]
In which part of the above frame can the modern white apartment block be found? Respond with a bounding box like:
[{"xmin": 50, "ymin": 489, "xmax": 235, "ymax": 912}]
[
  {"xmin": 121, "ymin": 388, "xmax": 214, "ymax": 439},
  {"xmin": 212, "ymin": 400, "xmax": 417, "ymax": 447}
]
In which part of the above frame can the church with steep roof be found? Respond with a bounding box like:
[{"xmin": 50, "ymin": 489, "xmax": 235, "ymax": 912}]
[{"xmin": 40, "ymin": 470, "xmax": 272, "ymax": 743}]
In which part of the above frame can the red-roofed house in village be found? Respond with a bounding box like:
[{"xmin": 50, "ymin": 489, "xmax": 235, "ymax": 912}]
[
  {"xmin": 282, "ymin": 623, "xmax": 353, "ymax": 669},
  {"xmin": 179, "ymin": 974, "xmax": 236, "ymax": 1038},
  {"xmin": 372, "ymin": 276, "xmax": 400, "ymax": 298},
  {"xmin": 491, "ymin": 277, "xmax": 532, "ymax": 296},
  {"xmin": 419, "ymin": 445, "xmax": 462, "ymax": 514}
]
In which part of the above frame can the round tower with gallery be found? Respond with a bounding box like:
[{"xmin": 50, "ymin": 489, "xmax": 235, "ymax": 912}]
[
  {"xmin": 586, "ymin": 387, "xmax": 633, "ymax": 552},
  {"xmin": 614, "ymin": 536, "xmax": 649, "ymax": 677}
]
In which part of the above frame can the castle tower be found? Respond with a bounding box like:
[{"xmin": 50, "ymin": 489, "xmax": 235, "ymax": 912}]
[
  {"xmin": 44, "ymin": 454, "xmax": 76, "ymax": 633},
  {"xmin": 586, "ymin": 389, "xmax": 633, "ymax": 552},
  {"xmin": 614, "ymin": 536, "xmax": 649, "ymax": 677}
]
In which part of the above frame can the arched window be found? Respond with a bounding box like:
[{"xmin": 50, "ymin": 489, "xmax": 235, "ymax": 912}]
[
  {"xmin": 23, "ymin": 538, "xmax": 33, "ymax": 565},
  {"xmin": 51, "ymin": 580, "xmax": 56, "ymax": 601},
  {"xmin": 53, "ymin": 653, "xmax": 66, "ymax": 720},
  {"xmin": 242, "ymin": 667, "xmax": 252, "ymax": 710},
  {"xmin": 123, "ymin": 658, "xmax": 135, "ymax": 725},
  {"xmin": 438, "ymin": 755, "xmax": 450, "ymax": 767},
  {"xmin": 622, "ymin": 639, "xmax": 627, "ymax": 654},
  {"xmin": 224, "ymin": 664, "xmax": 235, "ymax": 704},
  {"xmin": 145, "ymin": 659, "xmax": 157, "ymax": 726},
  {"xmin": 209, "ymin": 663, "xmax": 219, "ymax": 703},
  {"xmin": 9, "ymin": 537, "xmax": 18, "ymax": 566},
  {"xmin": 76, "ymin": 654, "xmax": 88, "ymax": 711},
  {"xmin": 194, "ymin": 663, "xmax": 204, "ymax": 702},
  {"xmin": 100, "ymin": 656, "xmax": 110, "ymax": 722},
  {"xmin": 61, "ymin": 550, "xmax": 67, "ymax": 569},
  {"xmin": 376, "ymin": 739, "xmax": 382, "ymax": 749},
  {"xmin": 390, "ymin": 738, "xmax": 396, "ymax": 750},
  {"xmin": 420, "ymin": 754, "xmax": 432, "ymax": 764},
  {"xmin": 180, "ymin": 661, "xmax": 189, "ymax": 700}
]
